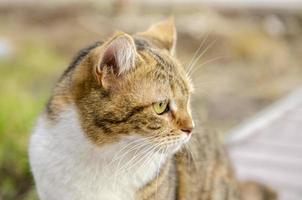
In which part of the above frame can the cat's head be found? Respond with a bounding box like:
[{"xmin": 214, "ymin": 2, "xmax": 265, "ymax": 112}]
[{"xmin": 54, "ymin": 18, "xmax": 194, "ymax": 154}]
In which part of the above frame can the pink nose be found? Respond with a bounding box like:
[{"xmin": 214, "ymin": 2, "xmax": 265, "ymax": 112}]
[{"xmin": 181, "ymin": 127, "xmax": 193, "ymax": 135}]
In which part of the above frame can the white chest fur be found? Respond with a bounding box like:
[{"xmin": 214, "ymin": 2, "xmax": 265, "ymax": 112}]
[{"xmin": 29, "ymin": 107, "xmax": 167, "ymax": 200}]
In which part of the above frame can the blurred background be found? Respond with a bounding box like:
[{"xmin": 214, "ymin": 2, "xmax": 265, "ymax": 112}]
[{"xmin": 0, "ymin": 0, "xmax": 302, "ymax": 199}]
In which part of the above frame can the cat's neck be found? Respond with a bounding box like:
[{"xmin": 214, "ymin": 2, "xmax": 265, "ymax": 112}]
[{"xmin": 30, "ymin": 105, "xmax": 168, "ymax": 200}]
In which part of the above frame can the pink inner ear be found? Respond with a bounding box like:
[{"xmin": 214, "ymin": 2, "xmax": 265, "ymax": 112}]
[
  {"xmin": 99, "ymin": 45, "xmax": 119, "ymax": 75},
  {"xmin": 98, "ymin": 34, "xmax": 137, "ymax": 76}
]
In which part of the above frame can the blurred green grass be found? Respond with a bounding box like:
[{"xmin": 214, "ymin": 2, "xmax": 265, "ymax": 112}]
[{"xmin": 0, "ymin": 40, "xmax": 66, "ymax": 199}]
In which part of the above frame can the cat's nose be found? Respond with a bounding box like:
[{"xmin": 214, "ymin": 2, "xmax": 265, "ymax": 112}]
[
  {"xmin": 180, "ymin": 121, "xmax": 194, "ymax": 135},
  {"xmin": 181, "ymin": 127, "xmax": 193, "ymax": 135}
]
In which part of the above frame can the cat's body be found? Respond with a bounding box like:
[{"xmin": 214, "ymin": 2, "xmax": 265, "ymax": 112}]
[
  {"xmin": 30, "ymin": 106, "xmax": 238, "ymax": 200},
  {"xmin": 30, "ymin": 18, "xmax": 241, "ymax": 200}
]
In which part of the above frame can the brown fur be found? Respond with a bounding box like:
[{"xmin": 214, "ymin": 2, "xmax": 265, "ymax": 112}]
[{"xmin": 45, "ymin": 18, "xmax": 276, "ymax": 200}]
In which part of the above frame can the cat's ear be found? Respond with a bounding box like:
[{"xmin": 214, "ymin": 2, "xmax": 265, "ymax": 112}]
[
  {"xmin": 95, "ymin": 33, "xmax": 137, "ymax": 88},
  {"xmin": 137, "ymin": 17, "xmax": 177, "ymax": 55}
]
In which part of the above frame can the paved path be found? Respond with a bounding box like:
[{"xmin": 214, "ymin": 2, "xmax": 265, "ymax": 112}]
[{"xmin": 227, "ymin": 86, "xmax": 302, "ymax": 200}]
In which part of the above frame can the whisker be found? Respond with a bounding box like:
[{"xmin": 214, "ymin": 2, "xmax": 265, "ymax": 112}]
[
  {"xmin": 190, "ymin": 55, "xmax": 229, "ymax": 77},
  {"xmin": 118, "ymin": 142, "xmax": 157, "ymax": 173},
  {"xmin": 100, "ymin": 138, "xmax": 146, "ymax": 187},
  {"xmin": 155, "ymin": 148, "xmax": 164, "ymax": 200},
  {"xmin": 188, "ymin": 38, "xmax": 217, "ymax": 77},
  {"xmin": 124, "ymin": 138, "xmax": 171, "ymax": 173},
  {"xmin": 156, "ymin": 138, "xmax": 183, "ymax": 148},
  {"xmin": 185, "ymin": 143, "xmax": 199, "ymax": 170},
  {"xmin": 108, "ymin": 137, "xmax": 152, "ymax": 166},
  {"xmin": 112, "ymin": 140, "xmax": 152, "ymax": 187},
  {"xmin": 139, "ymin": 140, "xmax": 171, "ymax": 180},
  {"xmin": 110, "ymin": 136, "xmax": 155, "ymax": 189},
  {"xmin": 186, "ymin": 31, "xmax": 211, "ymax": 75},
  {"xmin": 113, "ymin": 136, "xmax": 168, "ymax": 184}
]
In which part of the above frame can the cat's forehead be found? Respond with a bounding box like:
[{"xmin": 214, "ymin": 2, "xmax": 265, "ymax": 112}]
[
  {"xmin": 128, "ymin": 45, "xmax": 192, "ymax": 104},
  {"xmin": 141, "ymin": 48, "xmax": 192, "ymax": 96}
]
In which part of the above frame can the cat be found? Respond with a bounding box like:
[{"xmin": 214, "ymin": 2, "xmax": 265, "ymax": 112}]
[{"xmin": 29, "ymin": 18, "xmax": 268, "ymax": 200}]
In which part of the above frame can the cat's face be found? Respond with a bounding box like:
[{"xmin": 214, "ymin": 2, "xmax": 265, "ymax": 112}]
[{"xmin": 71, "ymin": 18, "xmax": 194, "ymax": 154}]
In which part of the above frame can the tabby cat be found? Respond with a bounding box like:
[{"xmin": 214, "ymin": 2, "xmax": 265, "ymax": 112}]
[{"xmin": 30, "ymin": 18, "xmax": 245, "ymax": 200}]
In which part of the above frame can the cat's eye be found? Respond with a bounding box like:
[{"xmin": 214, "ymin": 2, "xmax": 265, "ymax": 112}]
[{"xmin": 153, "ymin": 100, "xmax": 169, "ymax": 115}]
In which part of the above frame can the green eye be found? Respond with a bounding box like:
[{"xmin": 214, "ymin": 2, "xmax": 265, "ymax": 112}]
[{"xmin": 153, "ymin": 100, "xmax": 169, "ymax": 115}]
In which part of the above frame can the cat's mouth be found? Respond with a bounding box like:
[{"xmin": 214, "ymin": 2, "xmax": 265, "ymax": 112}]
[{"xmin": 150, "ymin": 133, "xmax": 191, "ymax": 155}]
